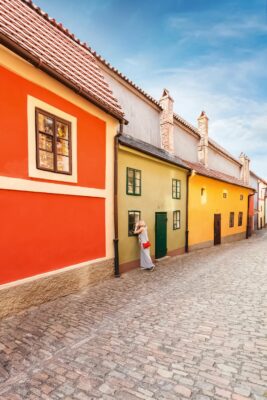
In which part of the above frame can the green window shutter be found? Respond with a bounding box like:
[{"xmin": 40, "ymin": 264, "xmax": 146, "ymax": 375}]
[
  {"xmin": 127, "ymin": 168, "xmax": 142, "ymax": 196},
  {"xmin": 173, "ymin": 210, "xmax": 181, "ymax": 230},
  {"xmin": 172, "ymin": 179, "xmax": 181, "ymax": 199}
]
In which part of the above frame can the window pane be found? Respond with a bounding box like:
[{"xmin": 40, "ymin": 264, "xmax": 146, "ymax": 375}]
[
  {"xmin": 57, "ymin": 138, "xmax": 69, "ymax": 156},
  {"xmin": 128, "ymin": 169, "xmax": 134, "ymax": 178},
  {"xmin": 57, "ymin": 155, "xmax": 70, "ymax": 173},
  {"xmin": 38, "ymin": 113, "xmax": 53, "ymax": 135},
  {"xmin": 128, "ymin": 185, "xmax": 134, "ymax": 194},
  {"xmin": 56, "ymin": 122, "xmax": 69, "ymax": 139},
  {"xmin": 39, "ymin": 150, "xmax": 54, "ymax": 170},
  {"xmin": 135, "ymin": 185, "xmax": 141, "ymax": 195},
  {"xmin": 134, "ymin": 212, "xmax": 140, "ymax": 223},
  {"xmin": 135, "ymin": 171, "xmax": 141, "ymax": 180},
  {"xmin": 39, "ymin": 133, "xmax": 53, "ymax": 152}
]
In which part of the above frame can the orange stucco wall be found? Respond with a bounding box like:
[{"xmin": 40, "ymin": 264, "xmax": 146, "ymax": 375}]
[
  {"xmin": 0, "ymin": 65, "xmax": 106, "ymax": 188},
  {"xmin": 0, "ymin": 190, "xmax": 105, "ymax": 284},
  {"xmin": 0, "ymin": 65, "xmax": 108, "ymax": 284}
]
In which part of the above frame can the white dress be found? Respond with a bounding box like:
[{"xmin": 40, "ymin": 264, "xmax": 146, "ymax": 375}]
[{"xmin": 138, "ymin": 228, "xmax": 155, "ymax": 269}]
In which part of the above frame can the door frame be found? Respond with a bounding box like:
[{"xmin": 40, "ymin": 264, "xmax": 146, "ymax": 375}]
[
  {"xmin": 214, "ymin": 213, "xmax": 221, "ymax": 245},
  {"xmin": 155, "ymin": 212, "xmax": 167, "ymax": 259}
]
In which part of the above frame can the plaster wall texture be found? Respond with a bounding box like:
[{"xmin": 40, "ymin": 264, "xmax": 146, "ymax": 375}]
[
  {"xmin": 250, "ymin": 173, "xmax": 259, "ymax": 230},
  {"xmin": 173, "ymin": 125, "xmax": 199, "ymax": 162},
  {"xmin": 188, "ymin": 174, "xmax": 252, "ymax": 247},
  {"xmin": 258, "ymin": 181, "xmax": 267, "ymax": 228},
  {"xmin": 118, "ymin": 146, "xmax": 187, "ymax": 266},
  {"xmin": 208, "ymin": 147, "xmax": 241, "ymax": 178},
  {"xmin": 102, "ymin": 70, "xmax": 161, "ymax": 147}
]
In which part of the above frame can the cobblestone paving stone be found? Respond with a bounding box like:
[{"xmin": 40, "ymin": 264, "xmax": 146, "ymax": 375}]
[{"xmin": 0, "ymin": 231, "xmax": 267, "ymax": 399}]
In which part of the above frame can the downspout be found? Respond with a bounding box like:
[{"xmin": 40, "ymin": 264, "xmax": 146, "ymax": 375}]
[
  {"xmin": 113, "ymin": 123, "xmax": 124, "ymax": 277},
  {"xmin": 246, "ymin": 193, "xmax": 254, "ymax": 239},
  {"xmin": 185, "ymin": 170, "xmax": 192, "ymax": 253}
]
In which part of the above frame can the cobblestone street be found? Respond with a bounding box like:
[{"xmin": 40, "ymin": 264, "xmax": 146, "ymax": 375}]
[{"xmin": 0, "ymin": 231, "xmax": 267, "ymax": 400}]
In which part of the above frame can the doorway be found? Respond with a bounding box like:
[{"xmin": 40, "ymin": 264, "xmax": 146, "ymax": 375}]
[
  {"xmin": 155, "ymin": 212, "xmax": 167, "ymax": 258},
  {"xmin": 214, "ymin": 214, "xmax": 221, "ymax": 245}
]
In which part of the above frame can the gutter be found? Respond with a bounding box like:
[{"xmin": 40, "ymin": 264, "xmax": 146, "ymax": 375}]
[
  {"xmin": 113, "ymin": 127, "xmax": 123, "ymax": 277},
  {"xmin": 0, "ymin": 33, "xmax": 126, "ymax": 124},
  {"xmin": 185, "ymin": 170, "xmax": 191, "ymax": 253},
  {"xmin": 119, "ymin": 141, "xmax": 190, "ymax": 172}
]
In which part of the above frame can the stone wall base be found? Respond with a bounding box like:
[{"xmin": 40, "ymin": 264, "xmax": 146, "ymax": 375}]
[
  {"xmin": 189, "ymin": 231, "xmax": 246, "ymax": 251},
  {"xmin": 0, "ymin": 258, "xmax": 114, "ymax": 319}
]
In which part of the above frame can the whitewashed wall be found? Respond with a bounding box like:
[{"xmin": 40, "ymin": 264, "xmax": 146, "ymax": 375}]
[
  {"xmin": 208, "ymin": 147, "xmax": 241, "ymax": 178},
  {"xmin": 101, "ymin": 70, "xmax": 161, "ymax": 147},
  {"xmin": 173, "ymin": 125, "xmax": 199, "ymax": 162}
]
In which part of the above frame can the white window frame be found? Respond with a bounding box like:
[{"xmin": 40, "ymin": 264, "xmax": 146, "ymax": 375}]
[{"xmin": 27, "ymin": 95, "xmax": 77, "ymax": 183}]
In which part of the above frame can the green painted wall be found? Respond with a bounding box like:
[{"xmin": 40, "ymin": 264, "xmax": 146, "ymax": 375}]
[{"xmin": 118, "ymin": 145, "xmax": 188, "ymax": 266}]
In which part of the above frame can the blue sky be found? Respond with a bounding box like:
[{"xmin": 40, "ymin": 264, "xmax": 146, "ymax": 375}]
[{"xmin": 36, "ymin": 0, "xmax": 267, "ymax": 177}]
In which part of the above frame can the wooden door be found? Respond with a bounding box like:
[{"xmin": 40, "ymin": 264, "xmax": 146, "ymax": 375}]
[
  {"xmin": 214, "ymin": 214, "xmax": 221, "ymax": 245},
  {"xmin": 155, "ymin": 212, "xmax": 167, "ymax": 259}
]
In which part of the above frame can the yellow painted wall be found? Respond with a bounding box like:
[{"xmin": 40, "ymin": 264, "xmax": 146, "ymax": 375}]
[
  {"xmin": 118, "ymin": 145, "xmax": 188, "ymax": 265},
  {"xmin": 189, "ymin": 174, "xmax": 253, "ymax": 247}
]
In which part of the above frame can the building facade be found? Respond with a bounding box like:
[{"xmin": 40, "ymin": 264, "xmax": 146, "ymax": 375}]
[
  {"xmin": 97, "ymin": 56, "xmax": 257, "ymax": 262},
  {"xmin": 117, "ymin": 136, "xmax": 190, "ymax": 272},
  {"xmin": 0, "ymin": 0, "xmax": 124, "ymax": 316}
]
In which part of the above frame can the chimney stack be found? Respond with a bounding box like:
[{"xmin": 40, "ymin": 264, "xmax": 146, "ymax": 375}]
[
  {"xmin": 197, "ymin": 111, "xmax": 209, "ymax": 168},
  {"xmin": 239, "ymin": 153, "xmax": 250, "ymax": 185},
  {"xmin": 159, "ymin": 89, "xmax": 174, "ymax": 154}
]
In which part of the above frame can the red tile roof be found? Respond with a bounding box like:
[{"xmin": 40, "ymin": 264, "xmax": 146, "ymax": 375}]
[
  {"xmin": 0, "ymin": 0, "xmax": 124, "ymax": 120},
  {"xmin": 185, "ymin": 160, "xmax": 254, "ymax": 190}
]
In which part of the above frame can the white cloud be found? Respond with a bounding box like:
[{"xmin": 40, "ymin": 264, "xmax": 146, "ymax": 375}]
[
  {"xmin": 142, "ymin": 56, "xmax": 267, "ymax": 177},
  {"xmin": 167, "ymin": 13, "xmax": 267, "ymax": 41}
]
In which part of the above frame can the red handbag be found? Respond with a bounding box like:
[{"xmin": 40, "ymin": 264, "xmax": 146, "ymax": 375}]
[{"xmin": 142, "ymin": 241, "xmax": 151, "ymax": 249}]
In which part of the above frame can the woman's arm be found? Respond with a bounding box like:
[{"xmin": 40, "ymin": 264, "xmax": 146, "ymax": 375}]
[{"xmin": 134, "ymin": 226, "xmax": 144, "ymax": 235}]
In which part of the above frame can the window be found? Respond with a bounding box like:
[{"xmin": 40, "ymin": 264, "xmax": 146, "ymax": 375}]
[
  {"xmin": 127, "ymin": 168, "xmax": 141, "ymax": 195},
  {"xmin": 173, "ymin": 210, "xmax": 181, "ymax": 230},
  {"xmin": 36, "ymin": 108, "xmax": 72, "ymax": 174},
  {"xmin": 223, "ymin": 192, "xmax": 227, "ymax": 198},
  {"xmin": 172, "ymin": 179, "xmax": 181, "ymax": 199},
  {"xmin": 238, "ymin": 212, "xmax": 243, "ymax": 226},
  {"xmin": 229, "ymin": 212, "xmax": 235, "ymax": 227},
  {"xmin": 128, "ymin": 211, "xmax": 141, "ymax": 236},
  {"xmin": 240, "ymin": 194, "xmax": 244, "ymax": 200}
]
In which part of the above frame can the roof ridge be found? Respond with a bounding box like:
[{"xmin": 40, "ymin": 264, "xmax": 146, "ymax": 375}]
[{"xmin": 21, "ymin": 0, "xmax": 162, "ymax": 109}]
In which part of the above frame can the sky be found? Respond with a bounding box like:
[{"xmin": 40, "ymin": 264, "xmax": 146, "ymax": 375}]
[{"xmin": 36, "ymin": 0, "xmax": 267, "ymax": 178}]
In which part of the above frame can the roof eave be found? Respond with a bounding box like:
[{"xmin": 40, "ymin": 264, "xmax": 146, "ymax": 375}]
[
  {"xmin": 119, "ymin": 138, "xmax": 191, "ymax": 172},
  {"xmin": 193, "ymin": 170, "xmax": 255, "ymax": 191},
  {"xmin": 0, "ymin": 33, "xmax": 125, "ymax": 123}
]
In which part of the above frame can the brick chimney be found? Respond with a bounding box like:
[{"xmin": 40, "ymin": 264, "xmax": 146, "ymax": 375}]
[
  {"xmin": 239, "ymin": 152, "xmax": 250, "ymax": 185},
  {"xmin": 159, "ymin": 89, "xmax": 174, "ymax": 154},
  {"xmin": 197, "ymin": 111, "xmax": 209, "ymax": 168}
]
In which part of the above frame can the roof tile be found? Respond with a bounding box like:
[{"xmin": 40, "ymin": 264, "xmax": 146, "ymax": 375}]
[
  {"xmin": 185, "ymin": 160, "xmax": 254, "ymax": 190},
  {"xmin": 0, "ymin": 0, "xmax": 124, "ymax": 119}
]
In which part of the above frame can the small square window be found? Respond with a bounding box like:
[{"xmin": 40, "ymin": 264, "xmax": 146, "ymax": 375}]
[
  {"xmin": 240, "ymin": 194, "xmax": 244, "ymax": 200},
  {"xmin": 238, "ymin": 212, "xmax": 243, "ymax": 226},
  {"xmin": 127, "ymin": 168, "xmax": 141, "ymax": 196},
  {"xmin": 229, "ymin": 212, "xmax": 235, "ymax": 228},
  {"xmin": 172, "ymin": 179, "xmax": 181, "ymax": 199},
  {"xmin": 173, "ymin": 210, "xmax": 181, "ymax": 230},
  {"xmin": 128, "ymin": 211, "xmax": 141, "ymax": 236},
  {"xmin": 223, "ymin": 192, "xmax": 227, "ymax": 198},
  {"xmin": 36, "ymin": 108, "xmax": 72, "ymax": 175}
]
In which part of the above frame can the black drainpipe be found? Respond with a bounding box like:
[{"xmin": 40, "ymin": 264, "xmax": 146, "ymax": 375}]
[
  {"xmin": 113, "ymin": 123, "xmax": 123, "ymax": 277},
  {"xmin": 185, "ymin": 170, "xmax": 192, "ymax": 253},
  {"xmin": 246, "ymin": 193, "xmax": 254, "ymax": 239}
]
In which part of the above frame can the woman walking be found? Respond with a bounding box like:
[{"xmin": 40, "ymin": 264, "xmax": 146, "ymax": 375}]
[{"xmin": 134, "ymin": 220, "xmax": 155, "ymax": 271}]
